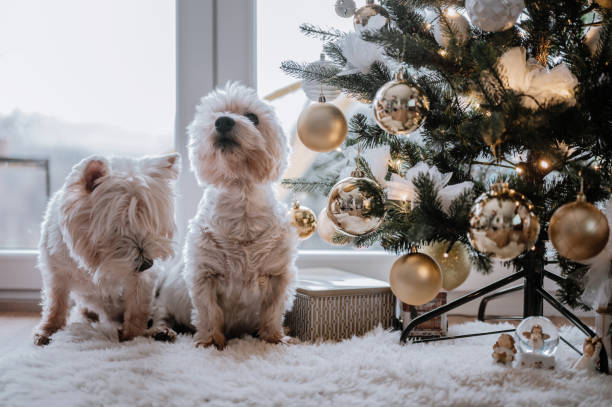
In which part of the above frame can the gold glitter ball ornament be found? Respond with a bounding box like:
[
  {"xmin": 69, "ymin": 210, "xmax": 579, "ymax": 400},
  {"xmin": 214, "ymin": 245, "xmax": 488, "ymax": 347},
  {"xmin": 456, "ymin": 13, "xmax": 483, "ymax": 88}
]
[
  {"xmin": 464, "ymin": 0, "xmax": 524, "ymax": 33},
  {"xmin": 468, "ymin": 183, "xmax": 540, "ymax": 260},
  {"xmin": 297, "ymin": 96, "xmax": 348, "ymax": 152},
  {"xmin": 353, "ymin": 0, "xmax": 390, "ymax": 31},
  {"xmin": 372, "ymin": 70, "xmax": 430, "ymax": 135},
  {"xmin": 421, "ymin": 241, "xmax": 472, "ymax": 291},
  {"xmin": 289, "ymin": 201, "xmax": 317, "ymax": 240},
  {"xmin": 389, "ymin": 252, "xmax": 442, "ymax": 306},
  {"xmin": 549, "ymin": 192, "xmax": 609, "ymax": 262},
  {"xmin": 327, "ymin": 169, "xmax": 385, "ymax": 237}
]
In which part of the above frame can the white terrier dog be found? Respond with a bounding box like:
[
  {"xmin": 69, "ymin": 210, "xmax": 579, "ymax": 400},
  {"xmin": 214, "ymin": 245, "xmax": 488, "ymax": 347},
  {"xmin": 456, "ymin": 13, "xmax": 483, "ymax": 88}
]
[
  {"xmin": 153, "ymin": 82, "xmax": 297, "ymax": 349},
  {"xmin": 33, "ymin": 153, "xmax": 180, "ymax": 345}
]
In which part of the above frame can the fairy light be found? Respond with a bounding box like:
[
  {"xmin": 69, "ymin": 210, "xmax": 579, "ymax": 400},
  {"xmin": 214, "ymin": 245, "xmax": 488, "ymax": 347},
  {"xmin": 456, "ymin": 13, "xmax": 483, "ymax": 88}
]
[
  {"xmin": 515, "ymin": 166, "xmax": 524, "ymax": 174},
  {"xmin": 445, "ymin": 8, "xmax": 458, "ymax": 17},
  {"xmin": 539, "ymin": 160, "xmax": 550, "ymax": 170},
  {"xmin": 438, "ymin": 49, "xmax": 448, "ymax": 57},
  {"xmin": 443, "ymin": 252, "xmax": 449, "ymax": 258}
]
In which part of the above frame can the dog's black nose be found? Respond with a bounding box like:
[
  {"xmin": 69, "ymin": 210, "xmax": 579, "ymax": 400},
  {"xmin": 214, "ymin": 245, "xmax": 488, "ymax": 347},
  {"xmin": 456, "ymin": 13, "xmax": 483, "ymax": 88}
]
[
  {"xmin": 215, "ymin": 116, "xmax": 235, "ymax": 133},
  {"xmin": 138, "ymin": 257, "xmax": 154, "ymax": 272}
]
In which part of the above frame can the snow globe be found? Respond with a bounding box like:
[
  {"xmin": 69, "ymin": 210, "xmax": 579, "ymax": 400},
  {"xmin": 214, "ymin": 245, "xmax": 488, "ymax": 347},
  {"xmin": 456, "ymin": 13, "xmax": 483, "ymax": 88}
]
[{"xmin": 515, "ymin": 316, "xmax": 559, "ymax": 369}]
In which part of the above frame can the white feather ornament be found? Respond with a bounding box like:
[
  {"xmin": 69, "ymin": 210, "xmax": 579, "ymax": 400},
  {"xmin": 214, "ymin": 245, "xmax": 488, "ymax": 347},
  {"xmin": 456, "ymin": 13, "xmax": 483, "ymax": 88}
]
[
  {"xmin": 496, "ymin": 47, "xmax": 578, "ymax": 109},
  {"xmin": 337, "ymin": 32, "xmax": 386, "ymax": 76},
  {"xmin": 386, "ymin": 162, "xmax": 473, "ymax": 212}
]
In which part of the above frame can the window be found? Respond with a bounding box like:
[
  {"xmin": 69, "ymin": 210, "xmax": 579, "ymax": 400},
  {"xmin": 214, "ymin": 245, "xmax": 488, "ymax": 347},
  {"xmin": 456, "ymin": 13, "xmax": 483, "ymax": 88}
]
[
  {"xmin": 257, "ymin": 0, "xmax": 360, "ymax": 250},
  {"xmin": 0, "ymin": 0, "xmax": 175, "ymax": 249}
]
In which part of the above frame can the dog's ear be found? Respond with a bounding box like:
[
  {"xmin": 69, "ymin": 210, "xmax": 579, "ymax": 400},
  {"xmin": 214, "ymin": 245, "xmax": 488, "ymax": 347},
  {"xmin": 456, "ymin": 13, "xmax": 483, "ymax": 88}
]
[
  {"xmin": 83, "ymin": 159, "xmax": 108, "ymax": 193},
  {"xmin": 142, "ymin": 153, "xmax": 181, "ymax": 180}
]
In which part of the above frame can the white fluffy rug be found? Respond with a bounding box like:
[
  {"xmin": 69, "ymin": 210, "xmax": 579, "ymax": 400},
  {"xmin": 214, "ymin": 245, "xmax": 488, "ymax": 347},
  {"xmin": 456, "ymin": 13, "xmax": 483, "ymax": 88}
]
[{"xmin": 1, "ymin": 321, "xmax": 611, "ymax": 407}]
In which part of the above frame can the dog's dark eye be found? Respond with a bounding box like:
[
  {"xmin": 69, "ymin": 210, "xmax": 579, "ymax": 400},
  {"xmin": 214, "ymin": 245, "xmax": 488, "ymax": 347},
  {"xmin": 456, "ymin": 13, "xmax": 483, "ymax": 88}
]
[{"xmin": 245, "ymin": 113, "xmax": 259, "ymax": 126}]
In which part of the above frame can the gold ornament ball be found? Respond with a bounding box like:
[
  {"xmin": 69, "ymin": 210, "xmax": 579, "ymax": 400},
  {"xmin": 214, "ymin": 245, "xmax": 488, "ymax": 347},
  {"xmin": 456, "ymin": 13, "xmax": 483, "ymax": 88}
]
[
  {"xmin": 549, "ymin": 194, "xmax": 610, "ymax": 262},
  {"xmin": 594, "ymin": 0, "xmax": 612, "ymax": 9},
  {"xmin": 373, "ymin": 71, "xmax": 430, "ymax": 135},
  {"xmin": 353, "ymin": 0, "xmax": 390, "ymax": 31},
  {"xmin": 289, "ymin": 201, "xmax": 317, "ymax": 240},
  {"xmin": 389, "ymin": 252, "xmax": 442, "ymax": 306},
  {"xmin": 468, "ymin": 183, "xmax": 540, "ymax": 260},
  {"xmin": 297, "ymin": 98, "xmax": 348, "ymax": 152},
  {"xmin": 421, "ymin": 241, "xmax": 471, "ymax": 291},
  {"xmin": 327, "ymin": 171, "xmax": 385, "ymax": 237},
  {"xmin": 317, "ymin": 208, "xmax": 349, "ymax": 246}
]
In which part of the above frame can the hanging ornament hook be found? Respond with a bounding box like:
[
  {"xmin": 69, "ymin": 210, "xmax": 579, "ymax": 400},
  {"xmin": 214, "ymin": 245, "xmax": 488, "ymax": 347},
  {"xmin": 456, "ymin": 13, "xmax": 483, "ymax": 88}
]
[
  {"xmin": 351, "ymin": 139, "xmax": 365, "ymax": 177},
  {"xmin": 577, "ymin": 170, "xmax": 586, "ymax": 202}
]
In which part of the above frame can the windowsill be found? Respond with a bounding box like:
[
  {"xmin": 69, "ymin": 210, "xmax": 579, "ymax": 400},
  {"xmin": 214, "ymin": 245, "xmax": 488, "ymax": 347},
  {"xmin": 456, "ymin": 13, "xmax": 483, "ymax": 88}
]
[{"xmin": 0, "ymin": 249, "xmax": 587, "ymax": 317}]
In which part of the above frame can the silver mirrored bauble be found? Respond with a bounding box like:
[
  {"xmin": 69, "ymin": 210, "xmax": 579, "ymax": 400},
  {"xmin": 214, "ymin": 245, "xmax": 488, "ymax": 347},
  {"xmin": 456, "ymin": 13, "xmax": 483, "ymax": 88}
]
[
  {"xmin": 327, "ymin": 170, "xmax": 385, "ymax": 236},
  {"xmin": 335, "ymin": 0, "xmax": 356, "ymax": 18},
  {"xmin": 468, "ymin": 183, "xmax": 540, "ymax": 260},
  {"xmin": 373, "ymin": 71, "xmax": 430, "ymax": 135},
  {"xmin": 302, "ymin": 54, "xmax": 342, "ymax": 102},
  {"xmin": 353, "ymin": 0, "xmax": 390, "ymax": 31},
  {"xmin": 465, "ymin": 0, "xmax": 524, "ymax": 32}
]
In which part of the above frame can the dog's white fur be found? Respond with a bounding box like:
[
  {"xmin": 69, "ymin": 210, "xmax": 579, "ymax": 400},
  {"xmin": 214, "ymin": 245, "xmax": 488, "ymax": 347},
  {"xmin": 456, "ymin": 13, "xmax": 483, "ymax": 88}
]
[
  {"xmin": 153, "ymin": 82, "xmax": 298, "ymax": 349},
  {"xmin": 34, "ymin": 153, "xmax": 180, "ymax": 345}
]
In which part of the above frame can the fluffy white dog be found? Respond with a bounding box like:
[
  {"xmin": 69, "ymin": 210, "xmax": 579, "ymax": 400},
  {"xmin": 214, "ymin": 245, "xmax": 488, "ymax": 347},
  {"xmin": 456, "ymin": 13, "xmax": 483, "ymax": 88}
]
[
  {"xmin": 33, "ymin": 153, "xmax": 180, "ymax": 345},
  {"xmin": 153, "ymin": 82, "xmax": 297, "ymax": 349}
]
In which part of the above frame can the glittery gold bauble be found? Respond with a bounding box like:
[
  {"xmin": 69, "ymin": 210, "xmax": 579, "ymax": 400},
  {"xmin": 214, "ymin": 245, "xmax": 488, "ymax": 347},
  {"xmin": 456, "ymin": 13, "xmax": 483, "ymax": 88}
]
[
  {"xmin": 468, "ymin": 183, "xmax": 540, "ymax": 260},
  {"xmin": 372, "ymin": 70, "xmax": 429, "ymax": 135},
  {"xmin": 289, "ymin": 201, "xmax": 316, "ymax": 240},
  {"xmin": 297, "ymin": 96, "xmax": 348, "ymax": 152},
  {"xmin": 353, "ymin": 0, "xmax": 390, "ymax": 31},
  {"xmin": 594, "ymin": 0, "xmax": 612, "ymax": 9},
  {"xmin": 317, "ymin": 208, "xmax": 350, "ymax": 246},
  {"xmin": 465, "ymin": 0, "xmax": 524, "ymax": 32},
  {"xmin": 389, "ymin": 252, "xmax": 442, "ymax": 306},
  {"xmin": 327, "ymin": 170, "xmax": 385, "ymax": 237},
  {"xmin": 549, "ymin": 193, "xmax": 610, "ymax": 262},
  {"xmin": 421, "ymin": 241, "xmax": 471, "ymax": 291}
]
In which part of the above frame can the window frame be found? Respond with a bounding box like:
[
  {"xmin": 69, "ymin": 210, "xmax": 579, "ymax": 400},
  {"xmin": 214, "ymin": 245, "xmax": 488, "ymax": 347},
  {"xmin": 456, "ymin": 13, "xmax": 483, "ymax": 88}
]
[{"xmin": 0, "ymin": 0, "xmax": 523, "ymax": 306}]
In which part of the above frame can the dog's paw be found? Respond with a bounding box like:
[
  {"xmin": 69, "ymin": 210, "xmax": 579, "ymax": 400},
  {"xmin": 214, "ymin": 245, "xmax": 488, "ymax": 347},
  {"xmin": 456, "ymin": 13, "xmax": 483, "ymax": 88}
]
[
  {"xmin": 194, "ymin": 331, "xmax": 226, "ymax": 350},
  {"xmin": 279, "ymin": 335, "xmax": 299, "ymax": 345},
  {"xmin": 33, "ymin": 332, "xmax": 51, "ymax": 347},
  {"xmin": 149, "ymin": 327, "xmax": 177, "ymax": 343},
  {"xmin": 259, "ymin": 331, "xmax": 285, "ymax": 345}
]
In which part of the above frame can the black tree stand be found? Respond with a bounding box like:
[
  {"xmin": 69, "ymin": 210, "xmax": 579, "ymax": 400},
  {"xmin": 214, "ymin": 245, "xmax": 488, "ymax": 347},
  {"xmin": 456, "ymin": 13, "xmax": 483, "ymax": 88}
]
[{"xmin": 398, "ymin": 243, "xmax": 610, "ymax": 374}]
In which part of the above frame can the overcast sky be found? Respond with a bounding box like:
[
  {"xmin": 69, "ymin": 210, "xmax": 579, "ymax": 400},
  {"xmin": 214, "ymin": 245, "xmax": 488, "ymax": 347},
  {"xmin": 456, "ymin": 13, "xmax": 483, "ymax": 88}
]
[{"xmin": 0, "ymin": 0, "xmax": 175, "ymax": 136}]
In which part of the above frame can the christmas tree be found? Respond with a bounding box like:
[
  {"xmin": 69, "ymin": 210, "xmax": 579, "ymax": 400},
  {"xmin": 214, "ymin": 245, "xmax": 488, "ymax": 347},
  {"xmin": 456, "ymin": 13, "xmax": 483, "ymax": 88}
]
[{"xmin": 281, "ymin": 0, "xmax": 612, "ymax": 315}]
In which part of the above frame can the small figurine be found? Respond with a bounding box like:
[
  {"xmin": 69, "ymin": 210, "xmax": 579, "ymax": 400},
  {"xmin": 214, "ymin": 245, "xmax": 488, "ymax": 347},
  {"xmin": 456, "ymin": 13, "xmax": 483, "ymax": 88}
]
[
  {"xmin": 522, "ymin": 324, "xmax": 550, "ymax": 351},
  {"xmin": 492, "ymin": 333, "xmax": 517, "ymax": 365},
  {"xmin": 571, "ymin": 336, "xmax": 602, "ymax": 372}
]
